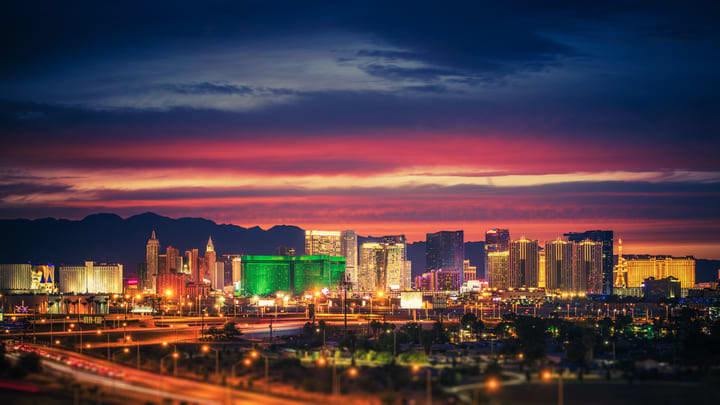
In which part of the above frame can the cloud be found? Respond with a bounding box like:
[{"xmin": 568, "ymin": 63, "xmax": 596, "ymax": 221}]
[{"xmin": 158, "ymin": 82, "xmax": 254, "ymax": 96}]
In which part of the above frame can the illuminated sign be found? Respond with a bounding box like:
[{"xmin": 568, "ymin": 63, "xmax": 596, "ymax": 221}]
[
  {"xmin": 125, "ymin": 278, "xmax": 139, "ymax": 286},
  {"xmin": 257, "ymin": 299, "xmax": 276, "ymax": 307},
  {"xmin": 400, "ymin": 292, "xmax": 423, "ymax": 309}
]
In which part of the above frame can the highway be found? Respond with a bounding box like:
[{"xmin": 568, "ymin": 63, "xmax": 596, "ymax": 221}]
[{"xmin": 16, "ymin": 344, "xmax": 310, "ymax": 405}]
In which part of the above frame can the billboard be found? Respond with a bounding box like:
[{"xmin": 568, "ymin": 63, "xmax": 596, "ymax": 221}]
[{"xmin": 400, "ymin": 291, "xmax": 423, "ymax": 309}]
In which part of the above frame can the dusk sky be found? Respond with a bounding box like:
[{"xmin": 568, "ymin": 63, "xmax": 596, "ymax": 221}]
[{"xmin": 1, "ymin": 1, "xmax": 719, "ymax": 258}]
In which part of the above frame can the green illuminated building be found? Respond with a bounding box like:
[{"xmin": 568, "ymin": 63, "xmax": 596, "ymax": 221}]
[{"xmin": 240, "ymin": 255, "xmax": 345, "ymax": 296}]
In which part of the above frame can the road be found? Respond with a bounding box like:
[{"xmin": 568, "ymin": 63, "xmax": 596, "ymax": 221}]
[{"xmin": 19, "ymin": 344, "xmax": 310, "ymax": 405}]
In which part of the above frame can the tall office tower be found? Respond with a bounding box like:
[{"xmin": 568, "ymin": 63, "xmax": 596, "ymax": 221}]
[
  {"xmin": 538, "ymin": 249, "xmax": 546, "ymax": 288},
  {"xmin": 359, "ymin": 242, "xmax": 383, "ymax": 291},
  {"xmin": 204, "ymin": 237, "xmax": 216, "ymax": 282},
  {"xmin": 340, "ymin": 230, "xmax": 358, "ymax": 287},
  {"xmin": 404, "ymin": 260, "xmax": 412, "ymax": 290},
  {"xmin": 384, "ymin": 240, "xmax": 408, "ymax": 290},
  {"xmin": 185, "ymin": 249, "xmax": 199, "ymax": 281},
  {"xmin": 545, "ymin": 238, "xmax": 574, "ymax": 291},
  {"xmin": 305, "ymin": 230, "xmax": 342, "ymax": 255},
  {"xmin": 158, "ymin": 254, "xmax": 168, "ymax": 274},
  {"xmin": 231, "ymin": 256, "xmax": 242, "ymax": 286},
  {"xmin": 463, "ymin": 260, "xmax": 477, "ymax": 282},
  {"xmin": 485, "ymin": 228, "xmax": 510, "ymax": 253},
  {"xmin": 625, "ymin": 255, "xmax": 695, "ymax": 289},
  {"xmin": 58, "ymin": 261, "xmax": 122, "ymax": 294},
  {"xmin": 212, "ymin": 262, "xmax": 224, "ymax": 290},
  {"xmin": 166, "ymin": 246, "xmax": 180, "ymax": 272},
  {"xmin": 573, "ymin": 240, "xmax": 603, "ymax": 294},
  {"xmin": 564, "ymin": 230, "xmax": 613, "ymax": 295},
  {"xmin": 509, "ymin": 238, "xmax": 539, "ymax": 288},
  {"xmin": 425, "ymin": 230, "xmax": 465, "ymax": 288},
  {"xmin": 137, "ymin": 263, "xmax": 147, "ymax": 290},
  {"xmin": 487, "ymin": 251, "xmax": 509, "ymax": 289},
  {"xmin": 145, "ymin": 230, "xmax": 160, "ymax": 293}
]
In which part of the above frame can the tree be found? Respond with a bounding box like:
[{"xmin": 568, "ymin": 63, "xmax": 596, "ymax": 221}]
[
  {"xmin": 370, "ymin": 320, "xmax": 383, "ymax": 338},
  {"xmin": 461, "ymin": 313, "xmax": 477, "ymax": 330},
  {"xmin": 339, "ymin": 332, "xmax": 358, "ymax": 365},
  {"xmin": 223, "ymin": 321, "xmax": 241, "ymax": 340}
]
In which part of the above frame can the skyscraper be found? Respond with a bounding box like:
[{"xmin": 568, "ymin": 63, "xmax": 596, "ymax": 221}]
[
  {"xmin": 145, "ymin": 230, "xmax": 160, "ymax": 293},
  {"xmin": 487, "ymin": 251, "xmax": 509, "ymax": 289},
  {"xmin": 166, "ymin": 246, "xmax": 180, "ymax": 273},
  {"xmin": 485, "ymin": 228, "xmax": 510, "ymax": 253},
  {"xmin": 564, "ymin": 230, "xmax": 613, "ymax": 295},
  {"xmin": 573, "ymin": 240, "xmax": 603, "ymax": 294},
  {"xmin": 185, "ymin": 248, "xmax": 199, "ymax": 282},
  {"xmin": 425, "ymin": 230, "xmax": 464, "ymax": 288},
  {"xmin": 545, "ymin": 238, "xmax": 573, "ymax": 291},
  {"xmin": 204, "ymin": 237, "xmax": 216, "ymax": 282},
  {"xmin": 340, "ymin": 230, "xmax": 358, "ymax": 287},
  {"xmin": 358, "ymin": 236, "xmax": 410, "ymax": 291},
  {"xmin": 509, "ymin": 238, "xmax": 539, "ymax": 288},
  {"xmin": 358, "ymin": 243, "xmax": 383, "ymax": 291},
  {"xmin": 538, "ymin": 248, "xmax": 546, "ymax": 288},
  {"xmin": 305, "ymin": 230, "xmax": 342, "ymax": 256}
]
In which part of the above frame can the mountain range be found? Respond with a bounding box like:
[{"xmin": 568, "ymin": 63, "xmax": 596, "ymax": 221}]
[{"xmin": 0, "ymin": 212, "xmax": 717, "ymax": 282}]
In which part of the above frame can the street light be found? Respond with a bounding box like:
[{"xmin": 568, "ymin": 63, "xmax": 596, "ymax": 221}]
[
  {"xmin": 97, "ymin": 329, "xmax": 111, "ymax": 359},
  {"xmin": 202, "ymin": 345, "xmax": 220, "ymax": 377},
  {"xmin": 245, "ymin": 350, "xmax": 270, "ymax": 393}
]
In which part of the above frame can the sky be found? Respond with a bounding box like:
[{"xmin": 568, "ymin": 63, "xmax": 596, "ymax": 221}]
[{"xmin": 1, "ymin": 1, "xmax": 719, "ymax": 258}]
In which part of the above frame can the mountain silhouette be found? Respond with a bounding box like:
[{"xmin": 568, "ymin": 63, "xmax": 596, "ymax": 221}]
[
  {"xmin": 0, "ymin": 212, "xmax": 304, "ymax": 277},
  {"xmin": 1, "ymin": 212, "xmax": 716, "ymax": 283}
]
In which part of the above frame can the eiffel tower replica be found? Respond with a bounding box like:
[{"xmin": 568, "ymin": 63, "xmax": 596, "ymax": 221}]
[{"xmin": 614, "ymin": 238, "xmax": 628, "ymax": 288}]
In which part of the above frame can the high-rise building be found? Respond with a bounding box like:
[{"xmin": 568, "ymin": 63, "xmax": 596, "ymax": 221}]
[
  {"xmin": 359, "ymin": 242, "xmax": 384, "ymax": 292},
  {"xmin": 573, "ymin": 240, "xmax": 603, "ymax": 294},
  {"xmin": 385, "ymin": 241, "xmax": 408, "ymax": 290},
  {"xmin": 624, "ymin": 255, "xmax": 695, "ymax": 289},
  {"xmin": 463, "ymin": 260, "xmax": 477, "ymax": 282},
  {"xmin": 166, "ymin": 246, "xmax": 181, "ymax": 273},
  {"xmin": 213, "ymin": 262, "xmax": 224, "ymax": 290},
  {"xmin": 545, "ymin": 239, "xmax": 573, "ymax": 291},
  {"xmin": 485, "ymin": 228, "xmax": 510, "ymax": 253},
  {"xmin": 425, "ymin": 230, "xmax": 464, "ymax": 288},
  {"xmin": 538, "ymin": 248, "xmax": 546, "ymax": 288},
  {"xmin": 158, "ymin": 254, "xmax": 167, "ymax": 274},
  {"xmin": 145, "ymin": 230, "xmax": 160, "ymax": 293},
  {"xmin": 340, "ymin": 230, "xmax": 358, "ymax": 288},
  {"xmin": 487, "ymin": 251, "xmax": 509, "ymax": 289},
  {"xmin": 58, "ymin": 261, "xmax": 122, "ymax": 294},
  {"xmin": 564, "ymin": 230, "xmax": 613, "ymax": 295},
  {"xmin": 509, "ymin": 238, "xmax": 539, "ymax": 288},
  {"xmin": 204, "ymin": 237, "xmax": 216, "ymax": 283},
  {"xmin": 358, "ymin": 236, "xmax": 409, "ymax": 291},
  {"xmin": 240, "ymin": 255, "xmax": 345, "ymax": 296},
  {"xmin": 305, "ymin": 230, "xmax": 342, "ymax": 256},
  {"xmin": 220, "ymin": 254, "xmax": 243, "ymax": 288},
  {"xmin": 185, "ymin": 249, "xmax": 200, "ymax": 282}
]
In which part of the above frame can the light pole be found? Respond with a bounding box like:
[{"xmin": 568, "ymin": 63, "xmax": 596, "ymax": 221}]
[
  {"xmin": 202, "ymin": 344, "xmax": 220, "ymax": 377},
  {"xmin": 160, "ymin": 351, "xmax": 180, "ymax": 376},
  {"xmin": 249, "ymin": 350, "xmax": 270, "ymax": 393},
  {"xmin": 97, "ymin": 329, "xmax": 110, "ymax": 359},
  {"xmin": 542, "ymin": 369, "xmax": 563, "ymax": 405}
]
